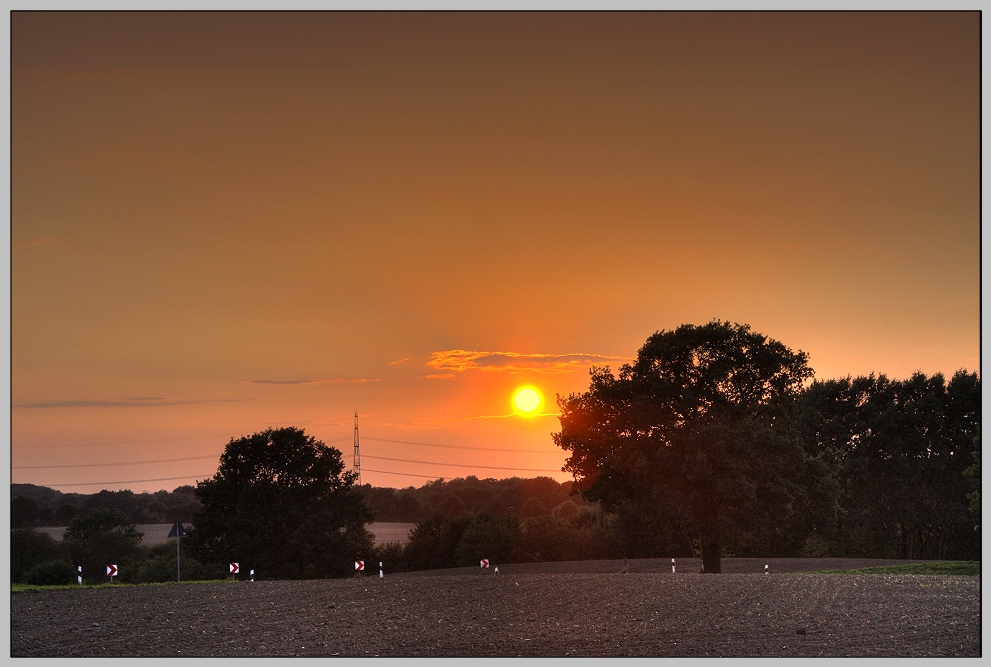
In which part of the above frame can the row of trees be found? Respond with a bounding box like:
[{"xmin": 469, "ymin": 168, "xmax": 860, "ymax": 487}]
[
  {"xmin": 555, "ymin": 321, "xmax": 980, "ymax": 572},
  {"xmin": 358, "ymin": 476, "xmax": 598, "ymax": 523},
  {"xmin": 11, "ymin": 485, "xmax": 200, "ymax": 528}
]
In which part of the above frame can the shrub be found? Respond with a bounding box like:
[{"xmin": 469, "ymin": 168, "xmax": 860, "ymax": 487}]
[
  {"xmin": 11, "ymin": 529, "xmax": 63, "ymax": 583},
  {"xmin": 25, "ymin": 559, "xmax": 76, "ymax": 586}
]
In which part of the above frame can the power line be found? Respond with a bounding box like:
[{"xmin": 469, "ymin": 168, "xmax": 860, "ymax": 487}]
[
  {"xmin": 12, "ymin": 455, "xmax": 220, "ymax": 470},
  {"xmin": 361, "ymin": 454, "xmax": 562, "ymax": 473},
  {"xmin": 31, "ymin": 473, "xmax": 217, "ymax": 488},
  {"xmin": 361, "ymin": 468, "xmax": 445, "ymax": 480},
  {"xmin": 12, "ymin": 435, "xmax": 352, "ymax": 450},
  {"xmin": 362, "ymin": 436, "xmax": 560, "ymax": 454}
]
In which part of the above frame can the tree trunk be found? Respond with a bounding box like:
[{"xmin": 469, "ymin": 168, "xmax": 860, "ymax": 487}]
[{"xmin": 701, "ymin": 540, "xmax": 721, "ymax": 574}]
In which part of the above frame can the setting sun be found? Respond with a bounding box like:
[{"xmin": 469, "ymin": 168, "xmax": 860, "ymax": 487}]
[{"xmin": 512, "ymin": 386, "xmax": 543, "ymax": 416}]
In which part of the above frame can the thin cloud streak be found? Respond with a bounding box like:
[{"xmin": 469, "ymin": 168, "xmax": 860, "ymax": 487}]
[
  {"xmin": 464, "ymin": 412, "xmax": 561, "ymax": 420},
  {"xmin": 15, "ymin": 398, "xmax": 250, "ymax": 409},
  {"xmin": 249, "ymin": 378, "xmax": 381, "ymax": 385},
  {"xmin": 428, "ymin": 350, "xmax": 629, "ymax": 373},
  {"xmin": 13, "ymin": 236, "xmax": 55, "ymax": 250}
]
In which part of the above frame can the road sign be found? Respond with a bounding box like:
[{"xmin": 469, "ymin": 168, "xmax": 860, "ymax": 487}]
[
  {"xmin": 230, "ymin": 563, "xmax": 239, "ymax": 575},
  {"xmin": 355, "ymin": 560, "xmax": 365, "ymax": 571},
  {"xmin": 480, "ymin": 559, "xmax": 489, "ymax": 569},
  {"xmin": 168, "ymin": 522, "xmax": 187, "ymax": 538},
  {"xmin": 106, "ymin": 564, "xmax": 118, "ymax": 577}
]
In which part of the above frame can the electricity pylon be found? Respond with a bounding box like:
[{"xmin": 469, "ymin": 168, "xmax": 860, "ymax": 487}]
[{"xmin": 353, "ymin": 410, "xmax": 361, "ymax": 485}]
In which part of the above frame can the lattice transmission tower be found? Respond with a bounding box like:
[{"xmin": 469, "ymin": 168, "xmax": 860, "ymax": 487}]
[{"xmin": 353, "ymin": 410, "xmax": 361, "ymax": 485}]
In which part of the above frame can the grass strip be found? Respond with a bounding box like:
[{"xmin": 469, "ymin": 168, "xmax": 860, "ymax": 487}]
[
  {"xmin": 811, "ymin": 561, "xmax": 980, "ymax": 576},
  {"xmin": 12, "ymin": 579, "xmax": 237, "ymax": 593}
]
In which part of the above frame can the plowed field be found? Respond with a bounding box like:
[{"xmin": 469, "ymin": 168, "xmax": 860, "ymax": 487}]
[{"xmin": 10, "ymin": 558, "xmax": 980, "ymax": 657}]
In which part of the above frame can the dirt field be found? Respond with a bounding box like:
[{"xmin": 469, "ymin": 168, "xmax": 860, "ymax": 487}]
[{"xmin": 10, "ymin": 558, "xmax": 980, "ymax": 657}]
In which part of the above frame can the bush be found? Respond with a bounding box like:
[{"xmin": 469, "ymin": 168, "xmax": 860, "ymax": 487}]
[
  {"xmin": 11, "ymin": 529, "xmax": 63, "ymax": 583},
  {"xmin": 453, "ymin": 516, "xmax": 518, "ymax": 566},
  {"xmin": 25, "ymin": 559, "xmax": 76, "ymax": 586},
  {"xmin": 132, "ymin": 545, "xmax": 225, "ymax": 583}
]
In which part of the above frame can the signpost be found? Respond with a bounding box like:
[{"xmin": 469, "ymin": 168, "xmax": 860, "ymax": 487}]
[
  {"xmin": 106, "ymin": 564, "xmax": 118, "ymax": 582},
  {"xmin": 230, "ymin": 562, "xmax": 239, "ymax": 580},
  {"xmin": 480, "ymin": 559, "xmax": 489, "ymax": 569},
  {"xmin": 167, "ymin": 522, "xmax": 188, "ymax": 583},
  {"xmin": 355, "ymin": 560, "xmax": 364, "ymax": 572}
]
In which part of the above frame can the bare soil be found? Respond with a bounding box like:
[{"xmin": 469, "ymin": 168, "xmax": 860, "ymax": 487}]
[{"xmin": 10, "ymin": 558, "xmax": 980, "ymax": 657}]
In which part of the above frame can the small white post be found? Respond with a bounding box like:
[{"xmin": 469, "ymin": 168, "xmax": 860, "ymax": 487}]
[
  {"xmin": 672, "ymin": 558, "xmax": 676, "ymax": 574},
  {"xmin": 250, "ymin": 569, "xmax": 255, "ymax": 582},
  {"xmin": 379, "ymin": 562, "xmax": 383, "ymax": 578},
  {"xmin": 764, "ymin": 564, "xmax": 769, "ymax": 575},
  {"xmin": 494, "ymin": 566, "xmax": 498, "ymax": 574},
  {"xmin": 77, "ymin": 565, "xmax": 82, "ymax": 585}
]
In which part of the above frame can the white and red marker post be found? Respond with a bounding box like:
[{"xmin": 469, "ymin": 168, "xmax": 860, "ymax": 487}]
[
  {"xmin": 480, "ymin": 559, "xmax": 489, "ymax": 570},
  {"xmin": 106, "ymin": 564, "xmax": 117, "ymax": 583},
  {"xmin": 230, "ymin": 562, "xmax": 239, "ymax": 580},
  {"xmin": 355, "ymin": 560, "xmax": 365, "ymax": 574},
  {"xmin": 672, "ymin": 558, "xmax": 676, "ymax": 573}
]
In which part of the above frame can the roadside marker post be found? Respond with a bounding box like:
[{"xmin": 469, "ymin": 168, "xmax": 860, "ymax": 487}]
[
  {"xmin": 106, "ymin": 564, "xmax": 117, "ymax": 583},
  {"xmin": 168, "ymin": 522, "xmax": 187, "ymax": 583},
  {"xmin": 764, "ymin": 564, "xmax": 768, "ymax": 575},
  {"xmin": 494, "ymin": 567, "xmax": 498, "ymax": 574},
  {"xmin": 480, "ymin": 559, "xmax": 489, "ymax": 570},
  {"xmin": 250, "ymin": 569, "xmax": 255, "ymax": 582},
  {"xmin": 230, "ymin": 563, "xmax": 239, "ymax": 580},
  {"xmin": 77, "ymin": 566, "xmax": 82, "ymax": 585},
  {"xmin": 379, "ymin": 561, "xmax": 383, "ymax": 579},
  {"xmin": 355, "ymin": 560, "xmax": 365, "ymax": 573},
  {"xmin": 672, "ymin": 558, "xmax": 676, "ymax": 574}
]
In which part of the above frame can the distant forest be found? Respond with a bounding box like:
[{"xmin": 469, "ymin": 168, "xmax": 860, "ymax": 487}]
[{"xmin": 10, "ymin": 475, "xmax": 592, "ymax": 528}]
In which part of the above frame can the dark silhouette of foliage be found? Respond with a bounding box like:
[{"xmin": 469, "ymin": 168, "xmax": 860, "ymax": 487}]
[
  {"xmin": 798, "ymin": 370, "xmax": 980, "ymax": 560},
  {"xmin": 554, "ymin": 321, "xmax": 817, "ymax": 573},
  {"xmin": 63, "ymin": 508, "xmax": 144, "ymax": 583},
  {"xmin": 25, "ymin": 559, "xmax": 76, "ymax": 586},
  {"xmin": 10, "ymin": 529, "xmax": 63, "ymax": 583},
  {"xmin": 187, "ymin": 427, "xmax": 374, "ymax": 579},
  {"xmin": 11, "ymin": 496, "xmax": 39, "ymax": 529}
]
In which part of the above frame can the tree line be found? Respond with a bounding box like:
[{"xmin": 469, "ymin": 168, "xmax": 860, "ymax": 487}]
[
  {"xmin": 11, "ymin": 484, "xmax": 201, "ymax": 528},
  {"xmin": 10, "ymin": 321, "xmax": 981, "ymax": 582}
]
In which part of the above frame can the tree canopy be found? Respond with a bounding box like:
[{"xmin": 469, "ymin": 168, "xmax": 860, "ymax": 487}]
[
  {"xmin": 187, "ymin": 427, "xmax": 374, "ymax": 579},
  {"xmin": 554, "ymin": 321, "xmax": 819, "ymax": 572}
]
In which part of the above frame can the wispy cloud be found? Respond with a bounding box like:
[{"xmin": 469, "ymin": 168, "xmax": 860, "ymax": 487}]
[
  {"xmin": 464, "ymin": 412, "xmax": 561, "ymax": 420},
  {"xmin": 389, "ymin": 358, "xmax": 411, "ymax": 366},
  {"xmin": 15, "ymin": 397, "xmax": 249, "ymax": 409},
  {"xmin": 13, "ymin": 237, "xmax": 55, "ymax": 250},
  {"xmin": 250, "ymin": 378, "xmax": 346, "ymax": 386},
  {"xmin": 427, "ymin": 350, "xmax": 629, "ymax": 373},
  {"xmin": 425, "ymin": 373, "xmax": 455, "ymax": 379},
  {"xmin": 249, "ymin": 378, "xmax": 382, "ymax": 385}
]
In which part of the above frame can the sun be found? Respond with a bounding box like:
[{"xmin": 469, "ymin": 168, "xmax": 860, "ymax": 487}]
[{"xmin": 512, "ymin": 386, "xmax": 543, "ymax": 416}]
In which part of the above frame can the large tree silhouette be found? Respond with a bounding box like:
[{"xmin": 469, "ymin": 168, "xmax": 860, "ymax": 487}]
[
  {"xmin": 554, "ymin": 321, "xmax": 816, "ymax": 572},
  {"xmin": 188, "ymin": 427, "xmax": 374, "ymax": 579}
]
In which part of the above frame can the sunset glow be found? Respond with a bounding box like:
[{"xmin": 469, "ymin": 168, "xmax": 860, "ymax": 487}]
[{"xmin": 9, "ymin": 12, "xmax": 978, "ymax": 493}]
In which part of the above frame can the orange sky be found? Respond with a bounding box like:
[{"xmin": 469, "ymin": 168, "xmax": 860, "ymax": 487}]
[{"xmin": 10, "ymin": 12, "xmax": 980, "ymax": 493}]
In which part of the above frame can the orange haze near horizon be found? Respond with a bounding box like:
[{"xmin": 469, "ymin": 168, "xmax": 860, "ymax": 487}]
[{"xmin": 10, "ymin": 12, "xmax": 980, "ymax": 494}]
